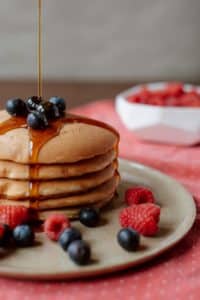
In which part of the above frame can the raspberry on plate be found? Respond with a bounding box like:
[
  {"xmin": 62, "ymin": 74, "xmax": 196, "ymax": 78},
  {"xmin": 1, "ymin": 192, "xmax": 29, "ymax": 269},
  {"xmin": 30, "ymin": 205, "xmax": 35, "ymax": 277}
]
[
  {"xmin": 125, "ymin": 187, "xmax": 155, "ymax": 206},
  {"xmin": 119, "ymin": 203, "xmax": 161, "ymax": 236},
  {"xmin": 44, "ymin": 213, "xmax": 71, "ymax": 241},
  {"xmin": 0, "ymin": 205, "xmax": 35, "ymax": 229}
]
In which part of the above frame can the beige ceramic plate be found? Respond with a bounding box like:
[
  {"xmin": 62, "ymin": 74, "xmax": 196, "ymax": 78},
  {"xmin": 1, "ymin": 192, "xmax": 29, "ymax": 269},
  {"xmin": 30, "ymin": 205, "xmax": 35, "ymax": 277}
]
[{"xmin": 0, "ymin": 159, "xmax": 196, "ymax": 280}]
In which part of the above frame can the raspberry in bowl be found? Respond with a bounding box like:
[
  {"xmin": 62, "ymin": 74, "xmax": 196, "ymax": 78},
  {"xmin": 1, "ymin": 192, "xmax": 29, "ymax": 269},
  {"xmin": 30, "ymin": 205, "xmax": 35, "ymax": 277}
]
[{"xmin": 115, "ymin": 82, "xmax": 200, "ymax": 145}]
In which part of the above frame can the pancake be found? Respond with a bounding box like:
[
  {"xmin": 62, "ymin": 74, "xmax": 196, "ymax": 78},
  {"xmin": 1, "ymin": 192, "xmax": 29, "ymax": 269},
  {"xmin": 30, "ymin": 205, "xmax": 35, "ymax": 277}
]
[
  {"xmin": 39, "ymin": 194, "xmax": 115, "ymax": 219},
  {"xmin": 1, "ymin": 174, "xmax": 119, "ymax": 210},
  {"xmin": 0, "ymin": 162, "xmax": 117, "ymax": 199},
  {"xmin": 0, "ymin": 111, "xmax": 118, "ymax": 164},
  {"xmin": 0, "ymin": 149, "xmax": 116, "ymax": 180}
]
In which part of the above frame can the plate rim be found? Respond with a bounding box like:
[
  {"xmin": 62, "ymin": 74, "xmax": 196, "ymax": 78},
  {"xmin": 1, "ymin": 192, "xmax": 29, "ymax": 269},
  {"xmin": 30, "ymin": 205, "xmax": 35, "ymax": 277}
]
[{"xmin": 0, "ymin": 159, "xmax": 196, "ymax": 280}]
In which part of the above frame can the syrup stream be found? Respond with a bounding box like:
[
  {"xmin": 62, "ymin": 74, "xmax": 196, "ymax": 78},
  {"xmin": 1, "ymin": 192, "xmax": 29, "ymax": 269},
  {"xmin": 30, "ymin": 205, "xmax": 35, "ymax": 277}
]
[
  {"xmin": 28, "ymin": 0, "xmax": 43, "ymax": 208},
  {"xmin": 37, "ymin": 0, "xmax": 43, "ymax": 98}
]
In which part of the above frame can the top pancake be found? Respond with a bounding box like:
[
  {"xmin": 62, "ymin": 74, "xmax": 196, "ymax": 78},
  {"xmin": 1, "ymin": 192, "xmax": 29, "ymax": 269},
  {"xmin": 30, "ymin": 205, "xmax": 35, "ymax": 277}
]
[{"xmin": 0, "ymin": 111, "xmax": 119, "ymax": 164}]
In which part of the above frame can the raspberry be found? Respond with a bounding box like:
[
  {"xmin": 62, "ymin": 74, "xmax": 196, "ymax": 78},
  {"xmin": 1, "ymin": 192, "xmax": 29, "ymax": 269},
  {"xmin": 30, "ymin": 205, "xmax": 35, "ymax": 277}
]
[
  {"xmin": 148, "ymin": 96, "xmax": 165, "ymax": 106},
  {"xmin": 142, "ymin": 203, "xmax": 160, "ymax": 222},
  {"xmin": 0, "ymin": 205, "xmax": 35, "ymax": 229},
  {"xmin": 166, "ymin": 97, "xmax": 179, "ymax": 106},
  {"xmin": 139, "ymin": 87, "xmax": 152, "ymax": 103},
  {"xmin": 166, "ymin": 82, "xmax": 184, "ymax": 97},
  {"xmin": 179, "ymin": 93, "xmax": 200, "ymax": 107},
  {"xmin": 127, "ymin": 94, "xmax": 141, "ymax": 103},
  {"xmin": 119, "ymin": 203, "xmax": 160, "ymax": 236},
  {"xmin": 151, "ymin": 90, "xmax": 168, "ymax": 100},
  {"xmin": 125, "ymin": 187, "xmax": 155, "ymax": 206},
  {"xmin": 126, "ymin": 82, "xmax": 200, "ymax": 107},
  {"xmin": 44, "ymin": 214, "xmax": 70, "ymax": 241}
]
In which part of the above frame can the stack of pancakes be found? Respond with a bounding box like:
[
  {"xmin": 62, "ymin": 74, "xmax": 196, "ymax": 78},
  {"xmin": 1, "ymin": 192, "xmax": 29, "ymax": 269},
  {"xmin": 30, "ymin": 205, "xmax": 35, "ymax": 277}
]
[{"xmin": 0, "ymin": 111, "xmax": 119, "ymax": 219}]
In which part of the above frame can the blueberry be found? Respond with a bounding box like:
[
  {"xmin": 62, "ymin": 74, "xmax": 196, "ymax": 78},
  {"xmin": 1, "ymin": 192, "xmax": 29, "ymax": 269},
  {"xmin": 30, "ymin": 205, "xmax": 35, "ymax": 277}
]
[
  {"xmin": 27, "ymin": 111, "xmax": 48, "ymax": 129},
  {"xmin": 13, "ymin": 225, "xmax": 35, "ymax": 247},
  {"xmin": 49, "ymin": 97, "xmax": 66, "ymax": 113},
  {"xmin": 117, "ymin": 228, "xmax": 140, "ymax": 251},
  {"xmin": 26, "ymin": 96, "xmax": 42, "ymax": 111},
  {"xmin": 37, "ymin": 101, "xmax": 60, "ymax": 119},
  {"xmin": 6, "ymin": 98, "xmax": 28, "ymax": 116},
  {"xmin": 79, "ymin": 208, "xmax": 100, "ymax": 227},
  {"xmin": 58, "ymin": 228, "xmax": 82, "ymax": 251},
  {"xmin": 0, "ymin": 224, "xmax": 12, "ymax": 247},
  {"xmin": 68, "ymin": 240, "xmax": 91, "ymax": 265}
]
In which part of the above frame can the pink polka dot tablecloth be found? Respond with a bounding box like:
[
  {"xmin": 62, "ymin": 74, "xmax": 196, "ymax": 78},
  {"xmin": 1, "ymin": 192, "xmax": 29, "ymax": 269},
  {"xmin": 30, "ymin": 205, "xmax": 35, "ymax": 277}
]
[{"xmin": 1, "ymin": 100, "xmax": 200, "ymax": 300}]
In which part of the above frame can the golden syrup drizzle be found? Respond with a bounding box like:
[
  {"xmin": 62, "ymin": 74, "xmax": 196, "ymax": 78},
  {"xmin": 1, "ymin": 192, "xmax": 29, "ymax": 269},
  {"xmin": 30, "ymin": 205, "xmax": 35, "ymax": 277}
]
[
  {"xmin": 0, "ymin": 117, "xmax": 27, "ymax": 134},
  {"xmin": 62, "ymin": 114, "xmax": 120, "ymax": 139},
  {"xmin": 29, "ymin": 119, "xmax": 64, "ymax": 164},
  {"xmin": 28, "ymin": 118, "xmax": 63, "ymax": 209}
]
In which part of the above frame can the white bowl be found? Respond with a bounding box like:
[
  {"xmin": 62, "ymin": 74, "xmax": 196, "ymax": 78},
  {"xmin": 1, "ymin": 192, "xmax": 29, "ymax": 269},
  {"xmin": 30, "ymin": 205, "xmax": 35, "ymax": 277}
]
[{"xmin": 115, "ymin": 82, "xmax": 200, "ymax": 145}]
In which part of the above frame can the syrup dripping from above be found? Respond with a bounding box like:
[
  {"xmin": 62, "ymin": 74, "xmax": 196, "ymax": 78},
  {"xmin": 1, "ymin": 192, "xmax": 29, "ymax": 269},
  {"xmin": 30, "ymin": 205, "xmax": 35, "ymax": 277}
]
[
  {"xmin": 29, "ymin": 0, "xmax": 43, "ymax": 208},
  {"xmin": 37, "ymin": 0, "xmax": 43, "ymax": 98}
]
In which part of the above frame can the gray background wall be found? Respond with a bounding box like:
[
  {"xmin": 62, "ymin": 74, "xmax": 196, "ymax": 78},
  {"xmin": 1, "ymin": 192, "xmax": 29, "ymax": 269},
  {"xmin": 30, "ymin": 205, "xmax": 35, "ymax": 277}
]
[{"xmin": 0, "ymin": 0, "xmax": 199, "ymax": 81}]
